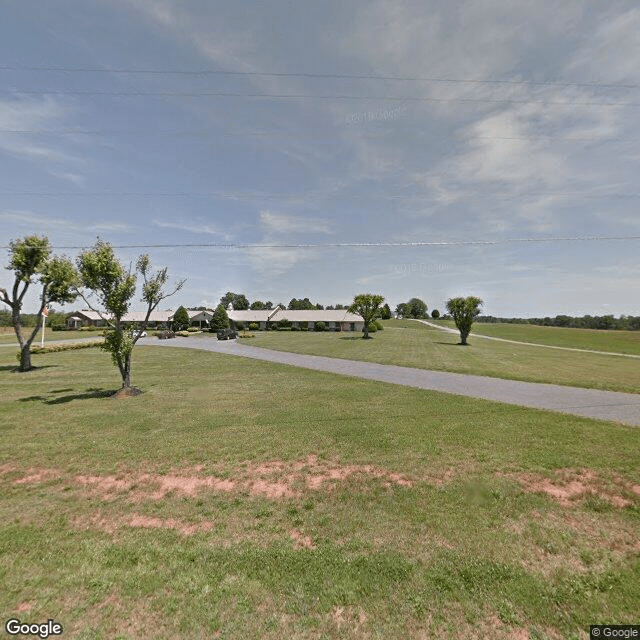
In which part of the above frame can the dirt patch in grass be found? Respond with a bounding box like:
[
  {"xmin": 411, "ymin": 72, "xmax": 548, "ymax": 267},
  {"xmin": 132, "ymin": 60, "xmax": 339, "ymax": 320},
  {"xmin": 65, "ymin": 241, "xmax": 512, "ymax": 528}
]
[
  {"xmin": 73, "ymin": 510, "xmax": 214, "ymax": 535},
  {"xmin": 289, "ymin": 528, "xmax": 316, "ymax": 549},
  {"xmin": 7, "ymin": 454, "xmax": 412, "ymax": 503},
  {"xmin": 500, "ymin": 468, "xmax": 640, "ymax": 508}
]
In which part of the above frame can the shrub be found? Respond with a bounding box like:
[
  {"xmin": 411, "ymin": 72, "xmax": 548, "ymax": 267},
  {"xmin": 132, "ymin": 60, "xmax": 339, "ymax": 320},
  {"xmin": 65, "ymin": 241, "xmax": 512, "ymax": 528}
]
[
  {"xmin": 335, "ymin": 325, "xmax": 342, "ymax": 332},
  {"xmin": 235, "ymin": 322, "xmax": 245, "ymax": 331},
  {"xmin": 172, "ymin": 306, "xmax": 190, "ymax": 331},
  {"xmin": 21, "ymin": 340, "xmax": 103, "ymax": 359},
  {"xmin": 186, "ymin": 327, "xmax": 200, "ymax": 332},
  {"xmin": 177, "ymin": 330, "xmax": 190, "ymax": 337},
  {"xmin": 365, "ymin": 322, "xmax": 378, "ymax": 333},
  {"xmin": 431, "ymin": 309, "xmax": 440, "ymax": 319},
  {"xmin": 277, "ymin": 318, "xmax": 291, "ymax": 329},
  {"xmin": 375, "ymin": 320, "xmax": 384, "ymax": 330},
  {"xmin": 315, "ymin": 321, "xmax": 325, "ymax": 332},
  {"xmin": 291, "ymin": 326, "xmax": 300, "ymax": 331},
  {"xmin": 277, "ymin": 326, "xmax": 292, "ymax": 331},
  {"xmin": 79, "ymin": 325, "xmax": 104, "ymax": 331},
  {"xmin": 237, "ymin": 332, "xmax": 255, "ymax": 339},
  {"xmin": 248, "ymin": 323, "xmax": 259, "ymax": 331},
  {"xmin": 300, "ymin": 327, "xmax": 309, "ymax": 331},
  {"xmin": 50, "ymin": 324, "xmax": 65, "ymax": 331},
  {"xmin": 157, "ymin": 330, "xmax": 176, "ymax": 340}
]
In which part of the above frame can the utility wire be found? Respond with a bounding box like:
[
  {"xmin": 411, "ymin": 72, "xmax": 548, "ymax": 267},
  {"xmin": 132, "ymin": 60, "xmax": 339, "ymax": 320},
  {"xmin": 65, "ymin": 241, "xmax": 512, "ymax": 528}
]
[
  {"xmin": 3, "ymin": 236, "xmax": 640, "ymax": 251},
  {"xmin": 5, "ymin": 89, "xmax": 640, "ymax": 106},
  {"xmin": 1, "ymin": 65, "xmax": 639, "ymax": 90}
]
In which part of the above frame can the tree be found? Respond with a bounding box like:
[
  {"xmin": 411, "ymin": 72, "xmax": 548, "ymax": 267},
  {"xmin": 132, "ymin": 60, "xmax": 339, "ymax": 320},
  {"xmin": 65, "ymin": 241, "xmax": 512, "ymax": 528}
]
[
  {"xmin": 1, "ymin": 235, "xmax": 79, "ymax": 371},
  {"xmin": 209, "ymin": 304, "xmax": 230, "ymax": 332},
  {"xmin": 431, "ymin": 309, "xmax": 440, "ymax": 319},
  {"xmin": 395, "ymin": 302, "xmax": 409, "ymax": 318},
  {"xmin": 172, "ymin": 306, "xmax": 190, "ymax": 331},
  {"xmin": 348, "ymin": 294, "xmax": 384, "ymax": 339},
  {"xmin": 446, "ymin": 296, "xmax": 483, "ymax": 345},
  {"xmin": 381, "ymin": 303, "xmax": 391, "ymax": 320},
  {"xmin": 250, "ymin": 300, "xmax": 265, "ymax": 310},
  {"xmin": 220, "ymin": 292, "xmax": 249, "ymax": 310},
  {"xmin": 77, "ymin": 240, "xmax": 184, "ymax": 392},
  {"xmin": 407, "ymin": 297, "xmax": 428, "ymax": 318}
]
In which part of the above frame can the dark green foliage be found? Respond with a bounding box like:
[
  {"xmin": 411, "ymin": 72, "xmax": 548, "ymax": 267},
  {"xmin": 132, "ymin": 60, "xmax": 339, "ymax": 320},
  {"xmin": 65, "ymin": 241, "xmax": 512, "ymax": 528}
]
[
  {"xmin": 381, "ymin": 303, "xmax": 391, "ymax": 320},
  {"xmin": 277, "ymin": 318, "xmax": 292, "ymax": 329},
  {"xmin": 349, "ymin": 293, "xmax": 384, "ymax": 339},
  {"xmin": 375, "ymin": 320, "xmax": 384, "ymax": 330},
  {"xmin": 431, "ymin": 309, "xmax": 440, "ymax": 319},
  {"xmin": 365, "ymin": 322, "xmax": 378, "ymax": 333},
  {"xmin": 172, "ymin": 306, "xmax": 190, "ymax": 331},
  {"xmin": 288, "ymin": 297, "xmax": 323, "ymax": 310},
  {"xmin": 315, "ymin": 321, "xmax": 325, "ymax": 331},
  {"xmin": 209, "ymin": 304, "xmax": 230, "ymax": 332},
  {"xmin": 219, "ymin": 292, "xmax": 249, "ymax": 310},
  {"xmin": 446, "ymin": 296, "xmax": 483, "ymax": 345},
  {"xmin": 248, "ymin": 322, "xmax": 259, "ymax": 330}
]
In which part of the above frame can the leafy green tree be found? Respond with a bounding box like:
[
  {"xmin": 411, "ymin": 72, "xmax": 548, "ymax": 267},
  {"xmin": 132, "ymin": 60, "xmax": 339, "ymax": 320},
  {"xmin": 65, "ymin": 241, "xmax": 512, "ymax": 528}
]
[
  {"xmin": 349, "ymin": 293, "xmax": 384, "ymax": 339},
  {"xmin": 250, "ymin": 300, "xmax": 265, "ymax": 310},
  {"xmin": 407, "ymin": 297, "xmax": 428, "ymax": 318},
  {"xmin": 172, "ymin": 306, "xmax": 190, "ymax": 331},
  {"xmin": 77, "ymin": 240, "xmax": 184, "ymax": 391},
  {"xmin": 381, "ymin": 303, "xmax": 391, "ymax": 320},
  {"xmin": 220, "ymin": 292, "xmax": 249, "ymax": 310},
  {"xmin": 1, "ymin": 235, "xmax": 79, "ymax": 371},
  {"xmin": 209, "ymin": 304, "xmax": 230, "ymax": 332},
  {"xmin": 446, "ymin": 296, "xmax": 483, "ymax": 345},
  {"xmin": 395, "ymin": 302, "xmax": 409, "ymax": 318},
  {"xmin": 431, "ymin": 309, "xmax": 440, "ymax": 319}
]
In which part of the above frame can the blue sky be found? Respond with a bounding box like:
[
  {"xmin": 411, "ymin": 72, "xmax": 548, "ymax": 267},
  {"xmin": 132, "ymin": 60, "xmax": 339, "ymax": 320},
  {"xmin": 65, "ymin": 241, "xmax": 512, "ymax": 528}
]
[{"xmin": 2, "ymin": 0, "xmax": 640, "ymax": 317}]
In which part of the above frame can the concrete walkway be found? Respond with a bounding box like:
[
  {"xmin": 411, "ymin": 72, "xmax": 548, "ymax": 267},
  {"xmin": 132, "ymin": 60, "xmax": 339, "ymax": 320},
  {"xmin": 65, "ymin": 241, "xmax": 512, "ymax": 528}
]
[{"xmin": 141, "ymin": 336, "xmax": 640, "ymax": 426}]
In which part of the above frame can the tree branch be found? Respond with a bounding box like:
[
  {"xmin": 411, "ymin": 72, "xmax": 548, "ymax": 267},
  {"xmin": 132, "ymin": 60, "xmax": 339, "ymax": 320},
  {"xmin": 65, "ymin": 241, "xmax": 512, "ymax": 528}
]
[{"xmin": 74, "ymin": 288, "xmax": 116, "ymax": 328}]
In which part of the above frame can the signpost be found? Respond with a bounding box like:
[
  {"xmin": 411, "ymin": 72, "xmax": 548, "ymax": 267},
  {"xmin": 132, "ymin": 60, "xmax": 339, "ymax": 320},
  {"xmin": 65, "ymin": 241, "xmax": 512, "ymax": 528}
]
[{"xmin": 41, "ymin": 307, "xmax": 49, "ymax": 347}]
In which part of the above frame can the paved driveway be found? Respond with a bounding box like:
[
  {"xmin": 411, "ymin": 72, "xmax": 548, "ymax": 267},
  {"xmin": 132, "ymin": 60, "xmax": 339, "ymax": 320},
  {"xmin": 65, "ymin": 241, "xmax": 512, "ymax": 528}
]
[{"xmin": 141, "ymin": 336, "xmax": 640, "ymax": 426}]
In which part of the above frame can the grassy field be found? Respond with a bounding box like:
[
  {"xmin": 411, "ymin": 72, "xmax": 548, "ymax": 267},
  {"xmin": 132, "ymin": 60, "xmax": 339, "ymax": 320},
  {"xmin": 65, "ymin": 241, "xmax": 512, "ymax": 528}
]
[
  {"xmin": 234, "ymin": 320, "xmax": 640, "ymax": 394},
  {"xmin": 0, "ymin": 327, "xmax": 99, "ymax": 344},
  {"xmin": 1, "ymin": 345, "xmax": 639, "ymax": 639},
  {"xmin": 428, "ymin": 319, "xmax": 640, "ymax": 355}
]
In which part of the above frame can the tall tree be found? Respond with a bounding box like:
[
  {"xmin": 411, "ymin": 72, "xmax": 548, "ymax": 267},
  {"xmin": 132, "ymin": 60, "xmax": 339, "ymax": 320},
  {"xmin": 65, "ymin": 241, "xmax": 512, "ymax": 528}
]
[
  {"xmin": 395, "ymin": 303, "xmax": 409, "ymax": 318},
  {"xmin": 446, "ymin": 296, "xmax": 483, "ymax": 345},
  {"xmin": 77, "ymin": 240, "xmax": 184, "ymax": 392},
  {"xmin": 407, "ymin": 297, "xmax": 428, "ymax": 318},
  {"xmin": 172, "ymin": 306, "xmax": 190, "ymax": 331},
  {"xmin": 220, "ymin": 292, "xmax": 249, "ymax": 310},
  {"xmin": 250, "ymin": 300, "xmax": 265, "ymax": 310},
  {"xmin": 381, "ymin": 303, "xmax": 391, "ymax": 320},
  {"xmin": 348, "ymin": 293, "xmax": 384, "ymax": 339},
  {"xmin": 209, "ymin": 303, "xmax": 230, "ymax": 331},
  {"xmin": 1, "ymin": 235, "xmax": 79, "ymax": 371}
]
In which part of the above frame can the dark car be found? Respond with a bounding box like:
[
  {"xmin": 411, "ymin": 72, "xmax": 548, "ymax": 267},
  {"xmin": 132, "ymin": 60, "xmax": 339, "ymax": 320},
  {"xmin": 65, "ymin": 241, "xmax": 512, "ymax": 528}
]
[{"xmin": 217, "ymin": 328, "xmax": 237, "ymax": 340}]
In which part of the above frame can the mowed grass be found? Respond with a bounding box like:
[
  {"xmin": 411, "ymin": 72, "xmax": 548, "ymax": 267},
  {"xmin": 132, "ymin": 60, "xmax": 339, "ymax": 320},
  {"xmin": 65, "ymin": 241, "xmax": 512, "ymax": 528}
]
[
  {"xmin": 0, "ymin": 327, "xmax": 93, "ymax": 344},
  {"xmin": 1, "ymin": 346, "xmax": 639, "ymax": 639},
  {"xmin": 246, "ymin": 320, "xmax": 640, "ymax": 393},
  {"xmin": 428, "ymin": 319, "xmax": 640, "ymax": 355}
]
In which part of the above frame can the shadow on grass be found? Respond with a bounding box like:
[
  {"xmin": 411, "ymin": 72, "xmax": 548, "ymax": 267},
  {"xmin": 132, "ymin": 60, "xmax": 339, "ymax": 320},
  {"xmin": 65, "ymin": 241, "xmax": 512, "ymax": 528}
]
[
  {"xmin": 339, "ymin": 336, "xmax": 365, "ymax": 341},
  {"xmin": 46, "ymin": 389, "xmax": 114, "ymax": 404},
  {"xmin": 3, "ymin": 364, "xmax": 59, "ymax": 372},
  {"xmin": 434, "ymin": 341, "xmax": 470, "ymax": 346}
]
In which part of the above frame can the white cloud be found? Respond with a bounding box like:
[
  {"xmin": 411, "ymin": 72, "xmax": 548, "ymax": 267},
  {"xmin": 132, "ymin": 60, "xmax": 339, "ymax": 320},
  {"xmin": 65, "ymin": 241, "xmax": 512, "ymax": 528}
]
[
  {"xmin": 259, "ymin": 210, "xmax": 332, "ymax": 235},
  {"xmin": 153, "ymin": 219, "xmax": 232, "ymax": 240}
]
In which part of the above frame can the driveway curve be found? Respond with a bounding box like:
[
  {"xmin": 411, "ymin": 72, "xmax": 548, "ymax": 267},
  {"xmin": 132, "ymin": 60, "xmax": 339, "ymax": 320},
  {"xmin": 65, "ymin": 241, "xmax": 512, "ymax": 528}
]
[{"xmin": 141, "ymin": 336, "xmax": 640, "ymax": 426}]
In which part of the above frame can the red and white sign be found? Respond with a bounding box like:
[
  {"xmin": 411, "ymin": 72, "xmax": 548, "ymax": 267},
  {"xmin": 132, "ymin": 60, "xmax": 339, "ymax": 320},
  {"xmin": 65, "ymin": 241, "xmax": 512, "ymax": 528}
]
[{"xmin": 42, "ymin": 307, "xmax": 49, "ymax": 317}]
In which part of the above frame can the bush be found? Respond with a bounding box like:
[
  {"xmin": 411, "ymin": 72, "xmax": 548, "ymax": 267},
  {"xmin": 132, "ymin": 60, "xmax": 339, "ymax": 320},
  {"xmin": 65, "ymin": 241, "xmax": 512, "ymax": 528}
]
[
  {"xmin": 315, "ymin": 321, "xmax": 325, "ymax": 332},
  {"xmin": 186, "ymin": 327, "xmax": 200, "ymax": 332},
  {"xmin": 300, "ymin": 327, "xmax": 308, "ymax": 331},
  {"xmin": 248, "ymin": 323, "xmax": 259, "ymax": 331},
  {"xmin": 176, "ymin": 330, "xmax": 190, "ymax": 337},
  {"xmin": 291, "ymin": 326, "xmax": 300, "ymax": 331},
  {"xmin": 50, "ymin": 324, "xmax": 65, "ymax": 331},
  {"xmin": 172, "ymin": 306, "xmax": 190, "ymax": 331},
  {"xmin": 431, "ymin": 309, "xmax": 440, "ymax": 319},
  {"xmin": 157, "ymin": 330, "xmax": 176, "ymax": 340},
  {"xmin": 375, "ymin": 320, "xmax": 384, "ymax": 330},
  {"xmin": 277, "ymin": 326, "xmax": 292, "ymax": 331},
  {"xmin": 235, "ymin": 322, "xmax": 245, "ymax": 331},
  {"xmin": 365, "ymin": 322, "xmax": 378, "ymax": 333},
  {"xmin": 277, "ymin": 318, "xmax": 291, "ymax": 329},
  {"xmin": 237, "ymin": 332, "xmax": 255, "ymax": 339},
  {"xmin": 22, "ymin": 339, "xmax": 103, "ymax": 359},
  {"xmin": 79, "ymin": 325, "xmax": 104, "ymax": 331},
  {"xmin": 335, "ymin": 325, "xmax": 342, "ymax": 332}
]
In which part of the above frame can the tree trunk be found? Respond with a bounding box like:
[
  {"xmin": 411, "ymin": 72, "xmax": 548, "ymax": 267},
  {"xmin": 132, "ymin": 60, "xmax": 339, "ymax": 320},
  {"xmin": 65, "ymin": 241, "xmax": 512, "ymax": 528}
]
[
  {"xmin": 363, "ymin": 323, "xmax": 369, "ymax": 339},
  {"xmin": 19, "ymin": 345, "xmax": 32, "ymax": 371},
  {"xmin": 460, "ymin": 331, "xmax": 469, "ymax": 345},
  {"xmin": 122, "ymin": 353, "xmax": 132, "ymax": 388}
]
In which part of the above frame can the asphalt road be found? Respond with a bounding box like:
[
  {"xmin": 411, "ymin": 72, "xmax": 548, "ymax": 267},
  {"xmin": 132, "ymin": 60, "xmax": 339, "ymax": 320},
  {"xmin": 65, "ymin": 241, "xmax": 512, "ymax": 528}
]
[{"xmin": 141, "ymin": 336, "xmax": 640, "ymax": 426}]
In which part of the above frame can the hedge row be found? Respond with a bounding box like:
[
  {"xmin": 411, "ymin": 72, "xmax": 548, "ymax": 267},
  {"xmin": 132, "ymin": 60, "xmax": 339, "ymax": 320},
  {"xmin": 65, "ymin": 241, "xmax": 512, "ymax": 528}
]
[{"xmin": 18, "ymin": 340, "xmax": 104, "ymax": 360}]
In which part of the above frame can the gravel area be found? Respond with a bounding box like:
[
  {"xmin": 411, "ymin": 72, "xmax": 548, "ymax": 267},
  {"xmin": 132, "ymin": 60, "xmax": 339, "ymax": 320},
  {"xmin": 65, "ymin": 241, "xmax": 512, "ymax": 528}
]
[{"xmin": 141, "ymin": 336, "xmax": 640, "ymax": 426}]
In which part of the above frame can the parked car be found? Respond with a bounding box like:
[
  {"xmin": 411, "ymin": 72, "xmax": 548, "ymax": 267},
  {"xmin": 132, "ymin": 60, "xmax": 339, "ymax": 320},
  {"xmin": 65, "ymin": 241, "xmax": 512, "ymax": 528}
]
[{"xmin": 217, "ymin": 328, "xmax": 237, "ymax": 340}]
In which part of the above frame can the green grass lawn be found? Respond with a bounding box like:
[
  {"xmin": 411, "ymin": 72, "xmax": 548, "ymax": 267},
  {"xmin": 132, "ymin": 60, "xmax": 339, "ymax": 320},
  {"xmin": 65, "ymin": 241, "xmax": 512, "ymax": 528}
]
[
  {"xmin": 1, "ymin": 346, "xmax": 639, "ymax": 639},
  {"xmin": 428, "ymin": 319, "xmax": 640, "ymax": 355},
  {"xmin": 237, "ymin": 320, "xmax": 640, "ymax": 394},
  {"xmin": 0, "ymin": 328, "xmax": 99, "ymax": 344}
]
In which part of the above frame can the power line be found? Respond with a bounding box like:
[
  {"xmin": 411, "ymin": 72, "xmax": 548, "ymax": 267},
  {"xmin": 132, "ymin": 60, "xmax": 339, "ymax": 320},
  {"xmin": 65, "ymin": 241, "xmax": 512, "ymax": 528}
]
[
  {"xmin": 3, "ymin": 236, "xmax": 640, "ymax": 251},
  {"xmin": 5, "ymin": 89, "xmax": 640, "ymax": 107},
  {"xmin": 1, "ymin": 65, "xmax": 639, "ymax": 91}
]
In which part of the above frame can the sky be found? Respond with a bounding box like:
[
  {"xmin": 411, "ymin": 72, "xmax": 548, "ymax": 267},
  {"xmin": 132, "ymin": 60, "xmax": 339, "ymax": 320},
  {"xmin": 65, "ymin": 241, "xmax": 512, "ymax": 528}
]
[{"xmin": 1, "ymin": 0, "xmax": 640, "ymax": 317}]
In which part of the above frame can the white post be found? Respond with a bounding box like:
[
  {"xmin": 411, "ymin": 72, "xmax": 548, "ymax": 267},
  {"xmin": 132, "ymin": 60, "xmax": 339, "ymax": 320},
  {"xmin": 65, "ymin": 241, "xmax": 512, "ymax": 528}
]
[{"xmin": 41, "ymin": 312, "xmax": 46, "ymax": 347}]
